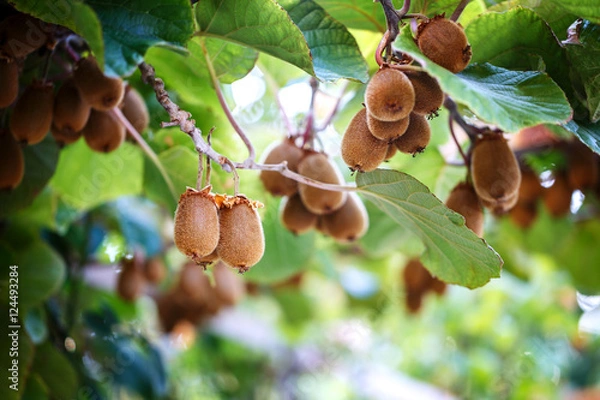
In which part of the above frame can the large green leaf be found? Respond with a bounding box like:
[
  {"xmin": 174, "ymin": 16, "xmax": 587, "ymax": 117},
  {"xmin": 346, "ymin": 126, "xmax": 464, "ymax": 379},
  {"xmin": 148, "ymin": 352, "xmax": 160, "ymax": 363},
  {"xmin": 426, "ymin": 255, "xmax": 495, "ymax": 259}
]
[
  {"xmin": 547, "ymin": 0, "xmax": 600, "ymax": 24},
  {"xmin": 32, "ymin": 342, "xmax": 78, "ymax": 400},
  {"xmin": 10, "ymin": 0, "xmax": 105, "ymax": 68},
  {"xmin": 245, "ymin": 197, "xmax": 315, "ymax": 284},
  {"xmin": 314, "ymin": 0, "xmax": 386, "ymax": 32},
  {"xmin": 410, "ymin": 0, "xmax": 486, "ymax": 25},
  {"xmin": 280, "ymin": 0, "xmax": 369, "ymax": 82},
  {"xmin": 87, "ymin": 0, "xmax": 194, "ymax": 76},
  {"xmin": 564, "ymin": 120, "xmax": 600, "ymax": 155},
  {"xmin": 466, "ymin": 7, "xmax": 571, "ymax": 96},
  {"xmin": 356, "ymin": 169, "xmax": 502, "ymax": 289},
  {"xmin": 50, "ymin": 141, "xmax": 144, "ymax": 210},
  {"xmin": 0, "ymin": 135, "xmax": 59, "ymax": 218},
  {"xmin": 394, "ymin": 25, "xmax": 572, "ymax": 132},
  {"xmin": 565, "ymin": 21, "xmax": 600, "ymax": 123},
  {"xmin": 0, "ymin": 331, "xmax": 33, "ymax": 400},
  {"xmin": 556, "ymin": 220, "xmax": 600, "ymax": 295},
  {"xmin": 195, "ymin": 0, "xmax": 314, "ymax": 76}
]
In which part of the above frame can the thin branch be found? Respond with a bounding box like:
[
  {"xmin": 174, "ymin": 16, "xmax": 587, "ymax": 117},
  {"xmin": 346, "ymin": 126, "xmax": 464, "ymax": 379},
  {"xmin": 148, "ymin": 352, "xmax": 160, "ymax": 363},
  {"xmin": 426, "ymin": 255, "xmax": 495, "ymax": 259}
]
[
  {"xmin": 448, "ymin": 114, "xmax": 469, "ymax": 168},
  {"xmin": 204, "ymin": 128, "xmax": 214, "ymax": 188},
  {"xmin": 196, "ymin": 153, "xmax": 204, "ymax": 191},
  {"xmin": 397, "ymin": 0, "xmax": 411, "ymax": 16},
  {"xmin": 443, "ymin": 97, "xmax": 484, "ymax": 140},
  {"xmin": 301, "ymin": 77, "xmax": 319, "ymax": 147},
  {"xmin": 450, "ymin": 0, "xmax": 470, "ymax": 22}
]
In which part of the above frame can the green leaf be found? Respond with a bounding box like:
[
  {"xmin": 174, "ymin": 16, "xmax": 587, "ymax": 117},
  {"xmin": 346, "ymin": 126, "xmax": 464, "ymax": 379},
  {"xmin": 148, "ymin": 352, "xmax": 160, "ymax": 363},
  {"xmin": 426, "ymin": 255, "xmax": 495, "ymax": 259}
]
[
  {"xmin": 8, "ymin": 241, "xmax": 66, "ymax": 311},
  {"xmin": 195, "ymin": 0, "xmax": 314, "ymax": 77},
  {"xmin": 10, "ymin": 0, "xmax": 105, "ymax": 67},
  {"xmin": 466, "ymin": 7, "xmax": 571, "ymax": 96},
  {"xmin": 314, "ymin": 0, "xmax": 386, "ymax": 32},
  {"xmin": 410, "ymin": 0, "xmax": 486, "ymax": 25},
  {"xmin": 50, "ymin": 141, "xmax": 143, "ymax": 210},
  {"xmin": 87, "ymin": 0, "xmax": 194, "ymax": 76},
  {"xmin": 279, "ymin": 0, "xmax": 369, "ymax": 82},
  {"xmin": 0, "ymin": 331, "xmax": 33, "ymax": 400},
  {"xmin": 32, "ymin": 342, "xmax": 78, "ymax": 400},
  {"xmin": 394, "ymin": 25, "xmax": 573, "ymax": 132},
  {"xmin": 245, "ymin": 197, "xmax": 315, "ymax": 284},
  {"xmin": 0, "ymin": 135, "xmax": 59, "ymax": 219},
  {"xmin": 565, "ymin": 21, "xmax": 600, "ymax": 123},
  {"xmin": 557, "ymin": 220, "xmax": 600, "ymax": 294},
  {"xmin": 22, "ymin": 373, "xmax": 50, "ymax": 400},
  {"xmin": 547, "ymin": 0, "xmax": 600, "ymax": 24},
  {"xmin": 564, "ymin": 120, "xmax": 600, "ymax": 155},
  {"xmin": 356, "ymin": 169, "xmax": 502, "ymax": 289}
]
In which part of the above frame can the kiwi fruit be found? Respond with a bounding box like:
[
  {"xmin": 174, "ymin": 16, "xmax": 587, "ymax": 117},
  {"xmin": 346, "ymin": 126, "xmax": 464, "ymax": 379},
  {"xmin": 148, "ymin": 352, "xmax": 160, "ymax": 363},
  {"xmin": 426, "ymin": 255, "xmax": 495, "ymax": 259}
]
[
  {"xmin": 73, "ymin": 56, "xmax": 124, "ymax": 110},
  {"xmin": 144, "ymin": 257, "xmax": 167, "ymax": 284},
  {"xmin": 417, "ymin": 15, "xmax": 472, "ymax": 73},
  {"xmin": 51, "ymin": 124, "xmax": 82, "ymax": 147},
  {"xmin": 82, "ymin": 109, "xmax": 125, "ymax": 152},
  {"xmin": 393, "ymin": 112, "xmax": 431, "ymax": 155},
  {"xmin": 216, "ymin": 196, "xmax": 265, "ymax": 272},
  {"xmin": 471, "ymin": 133, "xmax": 521, "ymax": 206},
  {"xmin": 430, "ymin": 278, "xmax": 447, "ymax": 296},
  {"xmin": 320, "ymin": 192, "xmax": 369, "ymax": 242},
  {"xmin": 567, "ymin": 140, "xmax": 598, "ymax": 191},
  {"xmin": 403, "ymin": 258, "xmax": 432, "ymax": 293},
  {"xmin": 213, "ymin": 261, "xmax": 246, "ymax": 306},
  {"xmin": 197, "ymin": 248, "xmax": 219, "ymax": 268},
  {"xmin": 366, "ymin": 111, "xmax": 410, "ymax": 141},
  {"xmin": 259, "ymin": 137, "xmax": 304, "ymax": 196},
  {"xmin": 405, "ymin": 290, "xmax": 424, "ymax": 314},
  {"xmin": 341, "ymin": 108, "xmax": 389, "ymax": 172},
  {"xmin": 509, "ymin": 200, "xmax": 538, "ymax": 229},
  {"xmin": 364, "ymin": 67, "xmax": 415, "ymax": 122},
  {"xmin": 116, "ymin": 254, "xmax": 145, "ymax": 302},
  {"xmin": 298, "ymin": 152, "xmax": 347, "ymax": 215},
  {"xmin": 0, "ymin": 59, "xmax": 18, "ymax": 108},
  {"xmin": 480, "ymin": 190, "xmax": 519, "ymax": 215},
  {"xmin": 543, "ymin": 171, "xmax": 572, "ymax": 217},
  {"xmin": 0, "ymin": 14, "xmax": 49, "ymax": 59},
  {"xmin": 404, "ymin": 71, "xmax": 444, "ymax": 116},
  {"xmin": 9, "ymin": 81, "xmax": 54, "ymax": 145},
  {"xmin": 121, "ymin": 86, "xmax": 149, "ymax": 134},
  {"xmin": 0, "ymin": 129, "xmax": 24, "ymax": 190},
  {"xmin": 445, "ymin": 182, "xmax": 484, "ymax": 237},
  {"xmin": 174, "ymin": 186, "xmax": 220, "ymax": 264},
  {"xmin": 280, "ymin": 193, "xmax": 318, "ymax": 234},
  {"xmin": 384, "ymin": 143, "xmax": 398, "ymax": 161},
  {"xmin": 178, "ymin": 262, "xmax": 215, "ymax": 304},
  {"xmin": 53, "ymin": 78, "xmax": 91, "ymax": 134},
  {"xmin": 518, "ymin": 167, "xmax": 543, "ymax": 203}
]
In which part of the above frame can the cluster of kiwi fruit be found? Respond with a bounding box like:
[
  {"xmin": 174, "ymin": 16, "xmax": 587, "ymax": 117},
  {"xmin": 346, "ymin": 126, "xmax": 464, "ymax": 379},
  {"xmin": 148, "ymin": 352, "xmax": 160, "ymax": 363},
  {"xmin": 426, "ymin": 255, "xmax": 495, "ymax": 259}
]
[
  {"xmin": 341, "ymin": 15, "xmax": 471, "ymax": 172},
  {"xmin": 259, "ymin": 137, "xmax": 369, "ymax": 243},
  {"xmin": 116, "ymin": 251, "xmax": 167, "ymax": 302},
  {"xmin": 173, "ymin": 185, "xmax": 265, "ymax": 273},
  {"xmin": 402, "ymin": 258, "xmax": 446, "ymax": 314},
  {"xmin": 0, "ymin": 9, "xmax": 149, "ymax": 191}
]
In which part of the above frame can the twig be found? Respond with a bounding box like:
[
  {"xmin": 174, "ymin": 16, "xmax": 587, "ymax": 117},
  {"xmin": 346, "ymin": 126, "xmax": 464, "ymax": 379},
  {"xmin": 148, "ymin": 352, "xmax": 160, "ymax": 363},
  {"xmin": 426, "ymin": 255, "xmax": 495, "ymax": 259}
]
[
  {"xmin": 450, "ymin": 0, "xmax": 470, "ymax": 22},
  {"xmin": 448, "ymin": 114, "xmax": 469, "ymax": 168},
  {"xmin": 301, "ymin": 77, "xmax": 319, "ymax": 147},
  {"xmin": 204, "ymin": 128, "xmax": 214, "ymax": 187},
  {"xmin": 196, "ymin": 153, "xmax": 204, "ymax": 191},
  {"xmin": 443, "ymin": 97, "xmax": 483, "ymax": 140}
]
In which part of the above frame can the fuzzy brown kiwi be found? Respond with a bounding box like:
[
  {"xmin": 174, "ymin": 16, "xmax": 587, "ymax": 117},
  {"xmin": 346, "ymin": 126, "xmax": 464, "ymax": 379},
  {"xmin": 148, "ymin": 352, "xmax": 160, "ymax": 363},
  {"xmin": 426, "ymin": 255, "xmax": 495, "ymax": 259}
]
[
  {"xmin": 341, "ymin": 108, "xmax": 389, "ymax": 172},
  {"xmin": 9, "ymin": 81, "xmax": 53, "ymax": 145},
  {"xmin": 174, "ymin": 186, "xmax": 220, "ymax": 263},
  {"xmin": 0, "ymin": 129, "xmax": 24, "ymax": 190},
  {"xmin": 543, "ymin": 171, "xmax": 572, "ymax": 217},
  {"xmin": 364, "ymin": 67, "xmax": 415, "ymax": 122},
  {"xmin": 445, "ymin": 182, "xmax": 484, "ymax": 237},
  {"xmin": 509, "ymin": 200, "xmax": 538, "ymax": 229},
  {"xmin": 280, "ymin": 193, "xmax": 318, "ymax": 235},
  {"xmin": 320, "ymin": 192, "xmax": 369, "ymax": 243},
  {"xmin": 53, "ymin": 78, "xmax": 91, "ymax": 134},
  {"xmin": 82, "ymin": 109, "xmax": 125, "ymax": 152},
  {"xmin": 0, "ymin": 14, "xmax": 49, "ymax": 59},
  {"xmin": 567, "ymin": 140, "xmax": 599, "ymax": 191},
  {"xmin": 393, "ymin": 112, "xmax": 431, "ymax": 155},
  {"xmin": 518, "ymin": 167, "xmax": 543, "ymax": 203},
  {"xmin": 0, "ymin": 59, "xmax": 18, "ymax": 108},
  {"xmin": 404, "ymin": 71, "xmax": 444, "ymax": 116},
  {"xmin": 121, "ymin": 86, "xmax": 149, "ymax": 134},
  {"xmin": 480, "ymin": 189, "xmax": 519, "ymax": 215},
  {"xmin": 196, "ymin": 248, "xmax": 219, "ymax": 268},
  {"xmin": 144, "ymin": 257, "xmax": 167, "ymax": 284},
  {"xmin": 403, "ymin": 258, "xmax": 432, "ymax": 293},
  {"xmin": 259, "ymin": 137, "xmax": 304, "ymax": 196},
  {"xmin": 471, "ymin": 132, "xmax": 521, "ymax": 205},
  {"xmin": 298, "ymin": 152, "xmax": 348, "ymax": 215},
  {"xmin": 73, "ymin": 56, "xmax": 124, "ymax": 110},
  {"xmin": 51, "ymin": 124, "xmax": 82, "ymax": 147},
  {"xmin": 216, "ymin": 196, "xmax": 265, "ymax": 272},
  {"xmin": 116, "ymin": 254, "xmax": 145, "ymax": 302},
  {"xmin": 366, "ymin": 111, "xmax": 410, "ymax": 141},
  {"xmin": 430, "ymin": 278, "xmax": 447, "ymax": 296},
  {"xmin": 178, "ymin": 262, "xmax": 215, "ymax": 304},
  {"xmin": 417, "ymin": 15, "xmax": 472, "ymax": 73},
  {"xmin": 213, "ymin": 261, "xmax": 246, "ymax": 306},
  {"xmin": 384, "ymin": 143, "xmax": 398, "ymax": 161}
]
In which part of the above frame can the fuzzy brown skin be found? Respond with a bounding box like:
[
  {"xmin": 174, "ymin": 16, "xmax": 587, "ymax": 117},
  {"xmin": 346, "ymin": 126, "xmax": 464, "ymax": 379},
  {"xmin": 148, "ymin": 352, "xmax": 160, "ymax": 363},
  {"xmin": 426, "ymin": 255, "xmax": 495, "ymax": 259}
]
[
  {"xmin": 0, "ymin": 129, "xmax": 24, "ymax": 190},
  {"xmin": 384, "ymin": 143, "xmax": 398, "ymax": 161},
  {"xmin": 481, "ymin": 190, "xmax": 519, "ymax": 215},
  {"xmin": 82, "ymin": 109, "xmax": 126, "ymax": 153},
  {"xmin": 471, "ymin": 133, "xmax": 521, "ymax": 206},
  {"xmin": 53, "ymin": 78, "xmax": 91, "ymax": 134},
  {"xmin": 543, "ymin": 172, "xmax": 572, "ymax": 218},
  {"xmin": 298, "ymin": 152, "xmax": 347, "ymax": 215},
  {"xmin": 122, "ymin": 87, "xmax": 149, "ymax": 134},
  {"xmin": 445, "ymin": 182, "xmax": 484, "ymax": 237},
  {"xmin": 404, "ymin": 71, "xmax": 445, "ymax": 116},
  {"xmin": 116, "ymin": 255, "xmax": 145, "ymax": 302},
  {"xmin": 260, "ymin": 138, "xmax": 304, "ymax": 196},
  {"xmin": 178, "ymin": 262, "xmax": 216, "ymax": 304},
  {"xmin": 213, "ymin": 261, "xmax": 246, "ymax": 306},
  {"xmin": 366, "ymin": 111, "xmax": 410, "ymax": 141},
  {"xmin": 0, "ymin": 14, "xmax": 49, "ymax": 59},
  {"xmin": 365, "ymin": 68, "xmax": 415, "ymax": 122},
  {"xmin": 567, "ymin": 140, "xmax": 599, "ymax": 191},
  {"xmin": 417, "ymin": 16, "xmax": 472, "ymax": 73},
  {"xmin": 280, "ymin": 193, "xmax": 318, "ymax": 235},
  {"xmin": 174, "ymin": 187, "xmax": 220, "ymax": 263},
  {"xmin": 509, "ymin": 200, "xmax": 538, "ymax": 229},
  {"xmin": 9, "ymin": 81, "xmax": 54, "ymax": 145},
  {"xmin": 144, "ymin": 257, "xmax": 167, "ymax": 284},
  {"xmin": 320, "ymin": 192, "xmax": 369, "ymax": 243},
  {"xmin": 393, "ymin": 112, "xmax": 431, "ymax": 155},
  {"xmin": 341, "ymin": 108, "xmax": 388, "ymax": 172},
  {"xmin": 0, "ymin": 59, "xmax": 18, "ymax": 108},
  {"xmin": 217, "ymin": 199, "xmax": 265, "ymax": 272},
  {"xmin": 51, "ymin": 124, "xmax": 82, "ymax": 147},
  {"xmin": 73, "ymin": 56, "xmax": 124, "ymax": 110}
]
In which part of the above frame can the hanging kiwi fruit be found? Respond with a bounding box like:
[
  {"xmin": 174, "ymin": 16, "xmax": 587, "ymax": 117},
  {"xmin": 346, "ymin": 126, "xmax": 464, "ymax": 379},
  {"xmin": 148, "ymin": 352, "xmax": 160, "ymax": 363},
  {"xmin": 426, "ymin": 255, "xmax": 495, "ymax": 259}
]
[
  {"xmin": 0, "ymin": 129, "xmax": 25, "ymax": 190},
  {"xmin": 416, "ymin": 15, "xmax": 472, "ymax": 73},
  {"xmin": 73, "ymin": 56, "xmax": 124, "ymax": 110},
  {"xmin": 365, "ymin": 67, "xmax": 415, "ymax": 122},
  {"xmin": 393, "ymin": 112, "xmax": 431, "ymax": 155},
  {"xmin": 121, "ymin": 86, "xmax": 149, "ymax": 134},
  {"xmin": 259, "ymin": 137, "xmax": 305, "ymax": 196},
  {"xmin": 53, "ymin": 78, "xmax": 91, "ymax": 135},
  {"xmin": 341, "ymin": 108, "xmax": 389, "ymax": 172},
  {"xmin": 445, "ymin": 182, "xmax": 484, "ymax": 237},
  {"xmin": 319, "ymin": 192, "xmax": 369, "ymax": 243},
  {"xmin": 279, "ymin": 193, "xmax": 318, "ymax": 235},
  {"xmin": 297, "ymin": 151, "xmax": 347, "ymax": 215},
  {"xmin": 0, "ymin": 59, "xmax": 19, "ymax": 108},
  {"xmin": 9, "ymin": 81, "xmax": 54, "ymax": 145}
]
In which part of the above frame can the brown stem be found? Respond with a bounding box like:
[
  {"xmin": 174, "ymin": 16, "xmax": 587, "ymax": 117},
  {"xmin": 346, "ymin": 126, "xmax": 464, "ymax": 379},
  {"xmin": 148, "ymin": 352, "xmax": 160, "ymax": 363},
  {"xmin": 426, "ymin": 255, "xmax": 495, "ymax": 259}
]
[
  {"xmin": 450, "ymin": 0, "xmax": 470, "ymax": 22},
  {"xmin": 302, "ymin": 77, "xmax": 319, "ymax": 147},
  {"xmin": 204, "ymin": 128, "xmax": 214, "ymax": 188},
  {"xmin": 448, "ymin": 114, "xmax": 469, "ymax": 169},
  {"xmin": 196, "ymin": 153, "xmax": 204, "ymax": 191}
]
